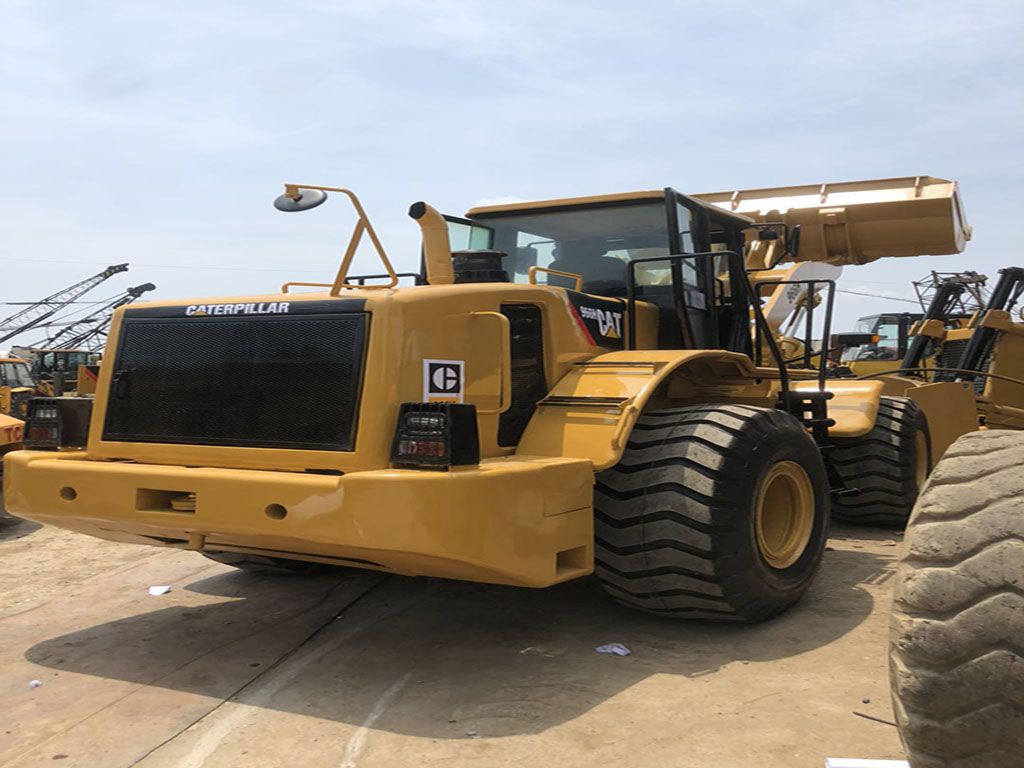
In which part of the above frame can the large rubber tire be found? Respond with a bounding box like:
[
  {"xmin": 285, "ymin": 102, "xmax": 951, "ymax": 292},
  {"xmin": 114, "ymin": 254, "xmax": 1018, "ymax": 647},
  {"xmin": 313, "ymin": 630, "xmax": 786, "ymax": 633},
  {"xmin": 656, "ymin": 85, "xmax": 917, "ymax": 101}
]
[
  {"xmin": 829, "ymin": 396, "xmax": 930, "ymax": 528},
  {"xmin": 201, "ymin": 551, "xmax": 322, "ymax": 576},
  {"xmin": 594, "ymin": 404, "xmax": 830, "ymax": 622},
  {"xmin": 890, "ymin": 430, "xmax": 1024, "ymax": 768}
]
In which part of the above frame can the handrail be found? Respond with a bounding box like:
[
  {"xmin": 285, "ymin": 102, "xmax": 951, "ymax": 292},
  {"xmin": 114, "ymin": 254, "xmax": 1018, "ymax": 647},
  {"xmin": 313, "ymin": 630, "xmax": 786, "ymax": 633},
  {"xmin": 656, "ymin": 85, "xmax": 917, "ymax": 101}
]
[
  {"xmin": 281, "ymin": 281, "xmax": 333, "ymax": 293},
  {"xmin": 528, "ymin": 265, "xmax": 583, "ymax": 292},
  {"xmin": 753, "ymin": 278, "xmax": 836, "ymax": 390},
  {"xmin": 280, "ymin": 184, "xmax": 400, "ymax": 294}
]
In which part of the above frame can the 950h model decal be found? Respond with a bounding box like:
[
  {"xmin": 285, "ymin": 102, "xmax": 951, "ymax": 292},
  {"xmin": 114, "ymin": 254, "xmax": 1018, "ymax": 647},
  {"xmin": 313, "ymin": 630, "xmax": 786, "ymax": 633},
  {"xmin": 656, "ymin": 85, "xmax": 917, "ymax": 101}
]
[{"xmin": 567, "ymin": 292, "xmax": 625, "ymax": 349}]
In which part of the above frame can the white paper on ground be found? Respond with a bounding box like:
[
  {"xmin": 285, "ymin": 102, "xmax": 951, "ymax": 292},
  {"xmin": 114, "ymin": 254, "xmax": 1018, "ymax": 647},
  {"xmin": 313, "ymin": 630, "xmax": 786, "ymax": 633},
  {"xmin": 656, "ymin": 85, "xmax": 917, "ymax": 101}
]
[
  {"xmin": 825, "ymin": 759, "xmax": 909, "ymax": 768},
  {"xmin": 595, "ymin": 643, "xmax": 631, "ymax": 656},
  {"xmin": 28, "ymin": 679, "xmax": 42, "ymax": 688},
  {"xmin": 148, "ymin": 585, "xmax": 172, "ymax": 596}
]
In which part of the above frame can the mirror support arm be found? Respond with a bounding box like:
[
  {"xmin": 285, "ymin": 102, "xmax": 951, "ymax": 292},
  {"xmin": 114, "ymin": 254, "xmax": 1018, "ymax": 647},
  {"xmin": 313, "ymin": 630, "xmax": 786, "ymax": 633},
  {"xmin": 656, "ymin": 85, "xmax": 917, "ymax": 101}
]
[{"xmin": 281, "ymin": 183, "xmax": 399, "ymax": 293}]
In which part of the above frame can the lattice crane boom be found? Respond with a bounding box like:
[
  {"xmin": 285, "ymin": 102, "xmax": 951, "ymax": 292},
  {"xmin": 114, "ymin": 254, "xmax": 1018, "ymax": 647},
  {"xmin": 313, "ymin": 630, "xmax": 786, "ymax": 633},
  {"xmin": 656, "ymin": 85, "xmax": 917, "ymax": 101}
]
[
  {"xmin": 28, "ymin": 282, "xmax": 156, "ymax": 352},
  {"xmin": 0, "ymin": 263, "xmax": 130, "ymax": 343}
]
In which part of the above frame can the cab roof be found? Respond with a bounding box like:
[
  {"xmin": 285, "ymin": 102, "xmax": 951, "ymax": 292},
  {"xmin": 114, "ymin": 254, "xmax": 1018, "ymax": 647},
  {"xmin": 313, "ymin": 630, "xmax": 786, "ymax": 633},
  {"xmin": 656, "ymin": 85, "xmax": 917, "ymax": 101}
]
[{"xmin": 466, "ymin": 189, "xmax": 756, "ymax": 228}]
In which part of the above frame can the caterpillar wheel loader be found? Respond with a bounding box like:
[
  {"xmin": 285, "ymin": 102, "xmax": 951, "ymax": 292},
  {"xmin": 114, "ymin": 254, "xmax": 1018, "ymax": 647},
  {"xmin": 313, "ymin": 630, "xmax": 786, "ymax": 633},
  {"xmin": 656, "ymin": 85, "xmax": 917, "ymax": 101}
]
[
  {"xmin": 889, "ymin": 429, "xmax": 1024, "ymax": 768},
  {"xmin": 822, "ymin": 267, "xmax": 1024, "ymax": 529},
  {"xmin": 3, "ymin": 176, "xmax": 976, "ymax": 621}
]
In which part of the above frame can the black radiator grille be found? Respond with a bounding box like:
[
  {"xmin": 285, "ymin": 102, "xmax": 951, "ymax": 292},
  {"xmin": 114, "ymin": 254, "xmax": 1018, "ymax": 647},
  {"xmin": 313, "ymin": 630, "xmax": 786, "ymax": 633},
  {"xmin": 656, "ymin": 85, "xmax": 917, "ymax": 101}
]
[
  {"xmin": 103, "ymin": 312, "xmax": 368, "ymax": 450},
  {"xmin": 935, "ymin": 338, "xmax": 969, "ymax": 376},
  {"xmin": 935, "ymin": 338, "xmax": 987, "ymax": 394}
]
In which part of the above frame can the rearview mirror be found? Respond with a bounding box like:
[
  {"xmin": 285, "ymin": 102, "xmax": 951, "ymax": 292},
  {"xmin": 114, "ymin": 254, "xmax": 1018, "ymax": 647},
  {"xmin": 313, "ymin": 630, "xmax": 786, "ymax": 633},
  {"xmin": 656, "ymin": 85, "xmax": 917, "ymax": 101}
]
[
  {"xmin": 786, "ymin": 224, "xmax": 802, "ymax": 259},
  {"xmin": 273, "ymin": 189, "xmax": 328, "ymax": 212}
]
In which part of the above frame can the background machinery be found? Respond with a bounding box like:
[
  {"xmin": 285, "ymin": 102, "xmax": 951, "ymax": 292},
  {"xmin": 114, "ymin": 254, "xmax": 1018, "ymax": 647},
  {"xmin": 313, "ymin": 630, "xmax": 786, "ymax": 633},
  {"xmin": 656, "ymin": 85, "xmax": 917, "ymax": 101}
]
[
  {"xmin": 0, "ymin": 356, "xmax": 31, "ymax": 458},
  {"xmin": 21, "ymin": 282, "xmax": 157, "ymax": 354},
  {"xmin": 895, "ymin": 266, "xmax": 1024, "ymax": 430},
  {"xmin": 835, "ymin": 270, "xmax": 985, "ymax": 376},
  {"xmin": 4, "ymin": 175, "xmax": 976, "ymax": 621},
  {"xmin": 0, "ymin": 263, "xmax": 129, "ymax": 346},
  {"xmin": 6, "ymin": 278, "xmax": 155, "ymax": 397}
]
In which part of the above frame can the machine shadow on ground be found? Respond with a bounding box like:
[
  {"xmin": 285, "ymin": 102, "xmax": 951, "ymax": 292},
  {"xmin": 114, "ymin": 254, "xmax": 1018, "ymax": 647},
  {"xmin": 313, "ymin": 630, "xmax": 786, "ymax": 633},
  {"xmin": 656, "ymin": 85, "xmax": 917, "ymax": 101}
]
[
  {"xmin": 0, "ymin": 512, "xmax": 41, "ymax": 541},
  {"xmin": 25, "ymin": 541, "xmax": 891, "ymax": 739}
]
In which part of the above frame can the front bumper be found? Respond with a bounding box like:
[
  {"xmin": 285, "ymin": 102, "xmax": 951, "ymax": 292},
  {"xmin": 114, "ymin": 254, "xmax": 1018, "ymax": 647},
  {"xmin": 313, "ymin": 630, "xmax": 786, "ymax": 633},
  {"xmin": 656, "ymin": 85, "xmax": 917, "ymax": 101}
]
[{"xmin": 3, "ymin": 451, "xmax": 594, "ymax": 587}]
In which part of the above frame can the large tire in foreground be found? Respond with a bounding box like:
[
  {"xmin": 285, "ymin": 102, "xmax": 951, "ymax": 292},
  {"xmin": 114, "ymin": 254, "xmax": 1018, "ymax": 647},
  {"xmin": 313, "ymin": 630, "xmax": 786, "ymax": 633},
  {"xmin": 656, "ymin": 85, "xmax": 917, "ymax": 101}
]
[
  {"xmin": 201, "ymin": 551, "xmax": 323, "ymax": 575},
  {"xmin": 829, "ymin": 396, "xmax": 930, "ymax": 527},
  {"xmin": 595, "ymin": 404, "xmax": 830, "ymax": 622},
  {"xmin": 890, "ymin": 430, "xmax": 1024, "ymax": 768}
]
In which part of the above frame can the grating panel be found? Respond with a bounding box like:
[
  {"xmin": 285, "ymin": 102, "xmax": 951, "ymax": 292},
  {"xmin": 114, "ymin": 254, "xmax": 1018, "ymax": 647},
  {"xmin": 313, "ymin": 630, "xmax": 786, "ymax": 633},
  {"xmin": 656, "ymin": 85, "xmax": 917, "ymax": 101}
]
[{"xmin": 498, "ymin": 304, "xmax": 547, "ymax": 446}]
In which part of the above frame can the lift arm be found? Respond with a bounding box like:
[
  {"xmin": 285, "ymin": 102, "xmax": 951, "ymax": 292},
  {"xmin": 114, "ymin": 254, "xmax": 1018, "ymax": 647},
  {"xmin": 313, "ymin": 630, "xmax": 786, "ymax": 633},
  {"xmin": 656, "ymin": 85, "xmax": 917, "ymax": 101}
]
[
  {"xmin": 955, "ymin": 267, "xmax": 1024, "ymax": 381},
  {"xmin": 900, "ymin": 280, "xmax": 968, "ymax": 371}
]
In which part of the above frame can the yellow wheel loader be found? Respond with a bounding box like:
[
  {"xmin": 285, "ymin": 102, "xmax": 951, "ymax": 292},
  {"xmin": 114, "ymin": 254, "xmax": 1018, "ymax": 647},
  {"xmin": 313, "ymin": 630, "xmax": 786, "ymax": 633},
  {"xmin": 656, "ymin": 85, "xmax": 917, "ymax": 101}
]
[
  {"xmin": 825, "ymin": 267, "xmax": 1024, "ymax": 527},
  {"xmin": 0, "ymin": 357, "xmax": 31, "ymax": 460},
  {"xmin": 3, "ymin": 176, "xmax": 977, "ymax": 621}
]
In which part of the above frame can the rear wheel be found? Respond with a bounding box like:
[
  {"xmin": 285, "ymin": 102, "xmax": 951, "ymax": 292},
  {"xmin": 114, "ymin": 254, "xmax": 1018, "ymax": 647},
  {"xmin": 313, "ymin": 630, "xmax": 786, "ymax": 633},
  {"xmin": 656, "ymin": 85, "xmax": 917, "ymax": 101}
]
[
  {"xmin": 890, "ymin": 430, "xmax": 1024, "ymax": 768},
  {"xmin": 201, "ymin": 551, "xmax": 323, "ymax": 575},
  {"xmin": 594, "ymin": 404, "xmax": 830, "ymax": 622},
  {"xmin": 829, "ymin": 396, "xmax": 930, "ymax": 528}
]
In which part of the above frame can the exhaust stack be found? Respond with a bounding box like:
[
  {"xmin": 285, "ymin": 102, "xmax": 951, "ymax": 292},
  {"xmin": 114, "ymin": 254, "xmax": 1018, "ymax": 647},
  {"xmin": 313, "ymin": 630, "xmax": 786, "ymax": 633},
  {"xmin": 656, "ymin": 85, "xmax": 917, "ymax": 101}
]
[{"xmin": 408, "ymin": 202, "xmax": 455, "ymax": 285}]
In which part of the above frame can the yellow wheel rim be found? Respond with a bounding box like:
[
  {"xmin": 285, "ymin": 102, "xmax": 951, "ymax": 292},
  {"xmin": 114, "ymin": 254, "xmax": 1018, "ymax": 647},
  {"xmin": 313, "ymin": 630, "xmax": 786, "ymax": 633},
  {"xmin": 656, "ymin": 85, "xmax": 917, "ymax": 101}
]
[
  {"xmin": 914, "ymin": 430, "xmax": 929, "ymax": 488},
  {"xmin": 754, "ymin": 460, "xmax": 815, "ymax": 570}
]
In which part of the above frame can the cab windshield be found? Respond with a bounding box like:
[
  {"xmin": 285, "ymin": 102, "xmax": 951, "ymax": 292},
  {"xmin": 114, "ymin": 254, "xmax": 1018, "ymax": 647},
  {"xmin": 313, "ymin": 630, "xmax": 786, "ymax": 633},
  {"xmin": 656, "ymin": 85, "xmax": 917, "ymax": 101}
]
[
  {"xmin": 470, "ymin": 202, "xmax": 673, "ymax": 296},
  {"xmin": 1, "ymin": 361, "xmax": 32, "ymax": 387},
  {"xmin": 34, "ymin": 351, "xmax": 92, "ymax": 375},
  {"xmin": 840, "ymin": 315, "xmax": 902, "ymax": 362}
]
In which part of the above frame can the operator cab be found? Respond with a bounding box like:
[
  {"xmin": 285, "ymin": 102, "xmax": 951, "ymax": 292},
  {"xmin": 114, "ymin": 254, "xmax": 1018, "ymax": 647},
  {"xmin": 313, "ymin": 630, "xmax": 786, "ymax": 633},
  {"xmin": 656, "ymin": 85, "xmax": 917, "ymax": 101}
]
[
  {"xmin": 839, "ymin": 313, "xmax": 920, "ymax": 363},
  {"xmin": 460, "ymin": 189, "xmax": 755, "ymax": 352},
  {"xmin": 0, "ymin": 358, "xmax": 33, "ymax": 389}
]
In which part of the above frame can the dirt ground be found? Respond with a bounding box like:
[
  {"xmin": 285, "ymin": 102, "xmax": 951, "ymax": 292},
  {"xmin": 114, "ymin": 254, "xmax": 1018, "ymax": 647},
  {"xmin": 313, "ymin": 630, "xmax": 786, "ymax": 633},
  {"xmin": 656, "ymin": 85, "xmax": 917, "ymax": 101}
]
[{"xmin": 0, "ymin": 509, "xmax": 907, "ymax": 768}]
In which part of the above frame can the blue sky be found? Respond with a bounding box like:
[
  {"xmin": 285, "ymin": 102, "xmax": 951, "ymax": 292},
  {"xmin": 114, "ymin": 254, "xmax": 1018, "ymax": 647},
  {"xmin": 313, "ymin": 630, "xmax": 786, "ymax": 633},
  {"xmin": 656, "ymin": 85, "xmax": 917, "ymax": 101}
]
[{"xmin": 2, "ymin": 0, "xmax": 1022, "ymax": 345}]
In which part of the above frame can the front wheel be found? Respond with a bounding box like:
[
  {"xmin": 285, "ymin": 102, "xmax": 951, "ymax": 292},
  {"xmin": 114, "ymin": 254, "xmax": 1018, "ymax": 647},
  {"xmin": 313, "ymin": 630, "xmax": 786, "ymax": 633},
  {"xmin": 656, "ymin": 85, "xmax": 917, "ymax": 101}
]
[
  {"xmin": 594, "ymin": 404, "xmax": 830, "ymax": 622},
  {"xmin": 829, "ymin": 396, "xmax": 931, "ymax": 528}
]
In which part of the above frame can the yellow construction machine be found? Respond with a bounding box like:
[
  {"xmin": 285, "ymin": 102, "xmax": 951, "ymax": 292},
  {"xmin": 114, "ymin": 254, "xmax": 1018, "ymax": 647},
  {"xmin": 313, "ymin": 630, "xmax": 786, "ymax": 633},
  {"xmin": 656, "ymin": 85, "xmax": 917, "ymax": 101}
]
[
  {"xmin": 831, "ymin": 271, "xmax": 985, "ymax": 377},
  {"xmin": 3, "ymin": 175, "xmax": 975, "ymax": 621},
  {"xmin": 20, "ymin": 348, "xmax": 99, "ymax": 397},
  {"xmin": 0, "ymin": 356, "xmax": 31, "ymax": 459},
  {"xmin": 868, "ymin": 267, "xmax": 1024, "ymax": 428}
]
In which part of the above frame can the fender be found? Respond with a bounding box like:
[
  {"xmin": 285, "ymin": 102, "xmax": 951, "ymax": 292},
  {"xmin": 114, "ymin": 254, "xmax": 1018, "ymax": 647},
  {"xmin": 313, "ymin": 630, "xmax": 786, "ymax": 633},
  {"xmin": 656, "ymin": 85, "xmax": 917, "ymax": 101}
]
[
  {"xmin": 905, "ymin": 382, "xmax": 979, "ymax": 464},
  {"xmin": 516, "ymin": 349, "xmax": 788, "ymax": 470}
]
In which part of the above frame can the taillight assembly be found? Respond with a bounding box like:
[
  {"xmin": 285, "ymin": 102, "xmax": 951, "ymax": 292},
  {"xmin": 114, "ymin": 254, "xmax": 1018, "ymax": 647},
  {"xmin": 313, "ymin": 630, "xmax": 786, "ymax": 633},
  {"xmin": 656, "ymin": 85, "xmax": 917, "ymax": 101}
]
[
  {"xmin": 390, "ymin": 403, "xmax": 479, "ymax": 470},
  {"xmin": 2, "ymin": 421, "xmax": 23, "ymax": 445},
  {"xmin": 24, "ymin": 397, "xmax": 93, "ymax": 450}
]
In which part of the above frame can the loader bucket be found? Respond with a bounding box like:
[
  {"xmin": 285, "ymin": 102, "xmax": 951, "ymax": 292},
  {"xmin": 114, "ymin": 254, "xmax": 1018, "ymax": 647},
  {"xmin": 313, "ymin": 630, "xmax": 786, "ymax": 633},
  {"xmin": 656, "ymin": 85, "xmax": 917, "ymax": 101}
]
[{"xmin": 696, "ymin": 176, "xmax": 970, "ymax": 266}]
